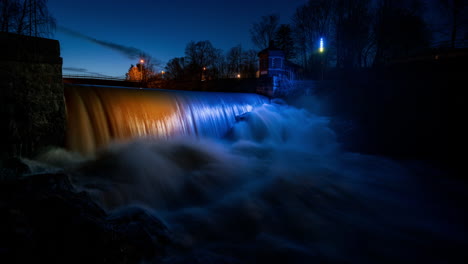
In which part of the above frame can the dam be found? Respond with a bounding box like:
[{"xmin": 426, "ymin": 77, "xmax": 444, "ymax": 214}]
[{"xmin": 65, "ymin": 84, "xmax": 268, "ymax": 154}]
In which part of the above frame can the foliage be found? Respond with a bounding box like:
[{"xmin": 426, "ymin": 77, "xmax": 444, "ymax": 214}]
[
  {"xmin": 125, "ymin": 64, "xmax": 142, "ymax": 81},
  {"xmin": 0, "ymin": 0, "xmax": 55, "ymax": 37},
  {"xmin": 125, "ymin": 56, "xmax": 160, "ymax": 83}
]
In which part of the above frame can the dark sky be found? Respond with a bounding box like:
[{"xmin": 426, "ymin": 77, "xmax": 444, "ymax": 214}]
[{"xmin": 48, "ymin": 0, "xmax": 307, "ymax": 77}]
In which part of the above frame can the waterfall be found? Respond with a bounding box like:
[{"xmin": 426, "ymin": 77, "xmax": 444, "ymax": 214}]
[
  {"xmin": 31, "ymin": 86, "xmax": 463, "ymax": 264},
  {"xmin": 64, "ymin": 85, "xmax": 268, "ymax": 154}
]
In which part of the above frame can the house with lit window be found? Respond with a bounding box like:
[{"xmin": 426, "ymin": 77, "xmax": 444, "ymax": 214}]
[
  {"xmin": 258, "ymin": 41, "xmax": 300, "ymax": 81},
  {"xmin": 257, "ymin": 41, "xmax": 301, "ymax": 96}
]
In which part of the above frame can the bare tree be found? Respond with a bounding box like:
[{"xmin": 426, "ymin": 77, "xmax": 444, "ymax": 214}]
[
  {"xmin": 241, "ymin": 49, "xmax": 258, "ymax": 78},
  {"xmin": 250, "ymin": 14, "xmax": 279, "ymax": 50},
  {"xmin": 275, "ymin": 24, "xmax": 296, "ymax": 60},
  {"xmin": 292, "ymin": 0, "xmax": 335, "ymax": 70},
  {"xmin": 185, "ymin": 40, "xmax": 222, "ymax": 80},
  {"xmin": 0, "ymin": 0, "xmax": 55, "ymax": 37},
  {"xmin": 334, "ymin": 0, "xmax": 372, "ymax": 68},
  {"xmin": 164, "ymin": 57, "xmax": 187, "ymax": 80},
  {"xmin": 226, "ymin": 45, "xmax": 243, "ymax": 78},
  {"xmin": 436, "ymin": 0, "xmax": 467, "ymax": 48}
]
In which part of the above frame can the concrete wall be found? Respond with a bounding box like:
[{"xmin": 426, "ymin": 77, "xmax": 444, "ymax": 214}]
[{"xmin": 0, "ymin": 32, "xmax": 65, "ymax": 159}]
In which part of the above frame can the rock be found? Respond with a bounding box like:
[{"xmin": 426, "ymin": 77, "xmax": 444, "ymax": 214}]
[
  {"xmin": 107, "ymin": 206, "xmax": 175, "ymax": 261},
  {"xmin": 0, "ymin": 172, "xmax": 175, "ymax": 263}
]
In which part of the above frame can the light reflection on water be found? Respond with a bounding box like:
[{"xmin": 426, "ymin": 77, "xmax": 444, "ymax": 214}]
[
  {"xmin": 65, "ymin": 85, "xmax": 266, "ymax": 154},
  {"xmin": 41, "ymin": 85, "xmax": 465, "ymax": 263}
]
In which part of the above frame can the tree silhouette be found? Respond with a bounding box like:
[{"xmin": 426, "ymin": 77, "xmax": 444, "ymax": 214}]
[
  {"xmin": 436, "ymin": 0, "xmax": 467, "ymax": 48},
  {"xmin": 250, "ymin": 14, "xmax": 279, "ymax": 50},
  {"xmin": 373, "ymin": 0, "xmax": 430, "ymax": 65},
  {"xmin": 185, "ymin": 40, "xmax": 222, "ymax": 80},
  {"xmin": 275, "ymin": 24, "xmax": 296, "ymax": 60},
  {"xmin": 0, "ymin": 0, "xmax": 55, "ymax": 37}
]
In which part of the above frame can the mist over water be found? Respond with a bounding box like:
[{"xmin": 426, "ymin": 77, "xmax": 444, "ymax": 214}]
[{"xmin": 38, "ymin": 88, "xmax": 466, "ymax": 263}]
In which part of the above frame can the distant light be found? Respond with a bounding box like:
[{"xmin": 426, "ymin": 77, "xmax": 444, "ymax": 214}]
[
  {"xmin": 237, "ymin": 74, "xmax": 241, "ymax": 78},
  {"xmin": 140, "ymin": 59, "xmax": 145, "ymax": 63},
  {"xmin": 161, "ymin": 71, "xmax": 165, "ymax": 74},
  {"xmin": 203, "ymin": 67, "xmax": 206, "ymax": 71},
  {"xmin": 319, "ymin": 38, "xmax": 324, "ymax": 53}
]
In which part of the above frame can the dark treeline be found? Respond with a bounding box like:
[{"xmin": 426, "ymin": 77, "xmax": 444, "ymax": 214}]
[
  {"xmin": 286, "ymin": 0, "xmax": 466, "ymax": 76},
  {"xmin": 159, "ymin": 0, "xmax": 466, "ymax": 81},
  {"xmin": 125, "ymin": 41, "xmax": 258, "ymax": 83},
  {"xmin": 162, "ymin": 41, "xmax": 258, "ymax": 81}
]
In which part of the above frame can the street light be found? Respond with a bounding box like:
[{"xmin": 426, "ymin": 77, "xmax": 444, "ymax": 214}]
[
  {"xmin": 319, "ymin": 38, "xmax": 325, "ymax": 80},
  {"xmin": 139, "ymin": 59, "xmax": 145, "ymax": 82},
  {"xmin": 319, "ymin": 37, "xmax": 324, "ymax": 53}
]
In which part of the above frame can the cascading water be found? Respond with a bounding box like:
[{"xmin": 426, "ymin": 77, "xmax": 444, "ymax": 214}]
[
  {"xmin": 65, "ymin": 85, "xmax": 268, "ymax": 154},
  {"xmin": 34, "ymin": 85, "xmax": 465, "ymax": 263}
]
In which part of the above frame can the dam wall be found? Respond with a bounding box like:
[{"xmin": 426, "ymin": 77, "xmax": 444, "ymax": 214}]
[{"xmin": 0, "ymin": 32, "xmax": 65, "ymax": 159}]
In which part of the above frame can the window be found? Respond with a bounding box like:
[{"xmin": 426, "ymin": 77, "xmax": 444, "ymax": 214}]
[{"xmin": 272, "ymin": 58, "xmax": 282, "ymax": 69}]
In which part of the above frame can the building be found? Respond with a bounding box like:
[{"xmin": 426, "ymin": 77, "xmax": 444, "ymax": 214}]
[
  {"xmin": 257, "ymin": 41, "xmax": 301, "ymax": 97},
  {"xmin": 258, "ymin": 41, "xmax": 300, "ymax": 81}
]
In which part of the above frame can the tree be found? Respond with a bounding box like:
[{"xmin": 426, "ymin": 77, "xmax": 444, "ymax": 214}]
[
  {"xmin": 125, "ymin": 55, "xmax": 159, "ymax": 83},
  {"xmin": 373, "ymin": 0, "xmax": 431, "ymax": 65},
  {"xmin": 250, "ymin": 14, "xmax": 279, "ymax": 50},
  {"xmin": 0, "ymin": 0, "xmax": 55, "ymax": 37},
  {"xmin": 334, "ymin": 0, "xmax": 372, "ymax": 68},
  {"xmin": 435, "ymin": 0, "xmax": 467, "ymax": 48},
  {"xmin": 125, "ymin": 64, "xmax": 142, "ymax": 81},
  {"xmin": 164, "ymin": 57, "xmax": 187, "ymax": 80},
  {"xmin": 185, "ymin": 40, "xmax": 222, "ymax": 80},
  {"xmin": 275, "ymin": 24, "xmax": 296, "ymax": 60},
  {"xmin": 240, "ymin": 49, "xmax": 258, "ymax": 78},
  {"xmin": 292, "ymin": 0, "xmax": 335, "ymax": 71},
  {"xmin": 226, "ymin": 45, "xmax": 243, "ymax": 78}
]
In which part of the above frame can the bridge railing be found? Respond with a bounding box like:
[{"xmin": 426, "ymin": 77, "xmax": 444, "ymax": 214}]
[{"xmin": 62, "ymin": 74, "xmax": 137, "ymax": 82}]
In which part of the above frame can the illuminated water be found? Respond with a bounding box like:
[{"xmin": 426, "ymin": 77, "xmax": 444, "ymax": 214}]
[
  {"xmin": 37, "ymin": 85, "xmax": 465, "ymax": 263},
  {"xmin": 65, "ymin": 85, "xmax": 267, "ymax": 154}
]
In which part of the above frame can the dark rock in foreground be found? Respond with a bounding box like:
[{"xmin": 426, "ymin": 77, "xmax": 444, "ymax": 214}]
[{"xmin": 0, "ymin": 171, "xmax": 175, "ymax": 264}]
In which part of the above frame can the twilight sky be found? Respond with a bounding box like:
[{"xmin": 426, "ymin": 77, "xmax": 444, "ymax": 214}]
[{"xmin": 48, "ymin": 0, "xmax": 308, "ymax": 77}]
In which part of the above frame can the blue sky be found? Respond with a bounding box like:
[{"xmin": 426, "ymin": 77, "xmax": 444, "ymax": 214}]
[{"xmin": 48, "ymin": 0, "xmax": 307, "ymax": 77}]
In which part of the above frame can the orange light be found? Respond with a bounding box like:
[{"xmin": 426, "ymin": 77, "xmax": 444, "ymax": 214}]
[{"xmin": 140, "ymin": 59, "xmax": 144, "ymax": 63}]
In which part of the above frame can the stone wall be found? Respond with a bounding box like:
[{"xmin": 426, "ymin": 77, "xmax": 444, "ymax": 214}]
[{"xmin": 0, "ymin": 32, "xmax": 65, "ymax": 159}]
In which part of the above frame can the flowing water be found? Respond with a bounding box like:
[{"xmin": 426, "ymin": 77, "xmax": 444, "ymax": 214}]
[
  {"xmin": 36, "ymin": 85, "xmax": 466, "ymax": 263},
  {"xmin": 64, "ymin": 85, "xmax": 267, "ymax": 154}
]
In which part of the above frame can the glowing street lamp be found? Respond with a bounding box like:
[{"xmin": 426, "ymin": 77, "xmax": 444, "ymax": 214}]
[
  {"xmin": 139, "ymin": 59, "xmax": 145, "ymax": 82},
  {"xmin": 237, "ymin": 74, "xmax": 241, "ymax": 78},
  {"xmin": 319, "ymin": 38, "xmax": 325, "ymax": 80}
]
